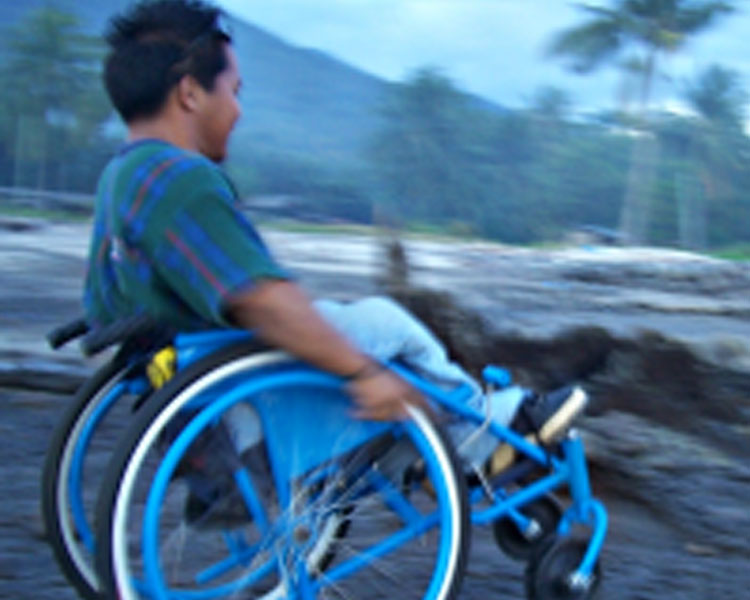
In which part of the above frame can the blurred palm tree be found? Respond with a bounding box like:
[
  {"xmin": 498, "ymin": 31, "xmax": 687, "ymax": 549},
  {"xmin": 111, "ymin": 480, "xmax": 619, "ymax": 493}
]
[
  {"xmin": 370, "ymin": 68, "xmax": 483, "ymax": 228},
  {"xmin": 686, "ymin": 64, "xmax": 747, "ymax": 130},
  {"xmin": 0, "ymin": 6, "xmax": 107, "ymax": 190},
  {"xmin": 678, "ymin": 65, "xmax": 748, "ymax": 247},
  {"xmin": 547, "ymin": 0, "xmax": 734, "ymax": 244}
]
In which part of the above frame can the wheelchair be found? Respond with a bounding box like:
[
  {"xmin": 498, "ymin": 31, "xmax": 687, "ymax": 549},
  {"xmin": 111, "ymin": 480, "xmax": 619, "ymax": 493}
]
[
  {"xmin": 43, "ymin": 316, "xmax": 607, "ymax": 600},
  {"xmin": 42, "ymin": 316, "xmax": 172, "ymax": 599}
]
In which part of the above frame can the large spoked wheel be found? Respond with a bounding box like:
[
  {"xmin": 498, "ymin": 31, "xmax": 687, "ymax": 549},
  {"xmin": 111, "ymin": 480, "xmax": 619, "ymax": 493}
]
[
  {"xmin": 525, "ymin": 537, "xmax": 601, "ymax": 600},
  {"xmin": 95, "ymin": 343, "xmax": 470, "ymax": 600},
  {"xmin": 492, "ymin": 494, "xmax": 562, "ymax": 561},
  {"xmin": 41, "ymin": 358, "xmax": 144, "ymax": 599}
]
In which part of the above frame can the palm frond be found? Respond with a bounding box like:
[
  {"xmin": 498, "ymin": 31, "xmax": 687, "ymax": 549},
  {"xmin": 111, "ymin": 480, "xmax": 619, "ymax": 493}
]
[
  {"xmin": 574, "ymin": 3, "xmax": 620, "ymax": 18},
  {"xmin": 685, "ymin": 64, "xmax": 747, "ymax": 127},
  {"xmin": 675, "ymin": 2, "xmax": 735, "ymax": 33},
  {"xmin": 547, "ymin": 18, "xmax": 623, "ymax": 73}
]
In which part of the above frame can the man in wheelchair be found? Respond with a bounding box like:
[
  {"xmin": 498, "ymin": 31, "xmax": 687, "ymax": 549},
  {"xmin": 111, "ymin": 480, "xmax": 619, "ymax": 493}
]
[{"xmin": 86, "ymin": 0, "xmax": 586, "ymax": 514}]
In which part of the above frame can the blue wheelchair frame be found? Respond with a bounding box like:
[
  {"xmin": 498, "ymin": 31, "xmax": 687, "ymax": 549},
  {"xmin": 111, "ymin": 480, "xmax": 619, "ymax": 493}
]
[
  {"xmin": 145, "ymin": 368, "xmax": 460, "ymax": 599},
  {"xmin": 67, "ymin": 374, "xmax": 149, "ymax": 554},
  {"xmin": 145, "ymin": 329, "xmax": 607, "ymax": 590},
  {"xmin": 59, "ymin": 325, "xmax": 607, "ymax": 599}
]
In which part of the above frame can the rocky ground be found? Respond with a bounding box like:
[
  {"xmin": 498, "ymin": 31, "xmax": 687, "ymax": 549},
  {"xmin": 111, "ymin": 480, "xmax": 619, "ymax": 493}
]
[{"xmin": 1, "ymin": 218, "xmax": 749, "ymax": 599}]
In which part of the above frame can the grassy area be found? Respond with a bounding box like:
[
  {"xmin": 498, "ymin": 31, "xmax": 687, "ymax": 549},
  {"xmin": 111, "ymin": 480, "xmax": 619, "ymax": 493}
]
[
  {"xmin": 260, "ymin": 219, "xmax": 500, "ymax": 245},
  {"xmin": 708, "ymin": 245, "xmax": 750, "ymax": 261},
  {"xmin": 0, "ymin": 204, "xmax": 91, "ymax": 222},
  {"xmin": 258, "ymin": 219, "xmax": 379, "ymax": 236}
]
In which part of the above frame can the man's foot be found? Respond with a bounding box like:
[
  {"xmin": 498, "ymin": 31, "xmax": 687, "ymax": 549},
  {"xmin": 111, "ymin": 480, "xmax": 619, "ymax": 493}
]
[
  {"xmin": 511, "ymin": 385, "xmax": 588, "ymax": 445},
  {"xmin": 487, "ymin": 386, "xmax": 587, "ymax": 477}
]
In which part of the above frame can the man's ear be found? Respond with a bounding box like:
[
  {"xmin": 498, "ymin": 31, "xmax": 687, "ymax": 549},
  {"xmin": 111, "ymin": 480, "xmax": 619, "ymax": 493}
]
[{"xmin": 175, "ymin": 75, "xmax": 203, "ymax": 112}]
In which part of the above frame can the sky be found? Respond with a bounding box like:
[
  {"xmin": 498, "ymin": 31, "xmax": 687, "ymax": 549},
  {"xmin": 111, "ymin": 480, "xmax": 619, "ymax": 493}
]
[{"xmin": 217, "ymin": 0, "xmax": 750, "ymax": 119}]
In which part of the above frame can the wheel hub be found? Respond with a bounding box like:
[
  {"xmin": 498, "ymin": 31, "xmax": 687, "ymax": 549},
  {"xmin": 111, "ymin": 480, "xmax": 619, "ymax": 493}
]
[{"xmin": 293, "ymin": 525, "xmax": 311, "ymax": 544}]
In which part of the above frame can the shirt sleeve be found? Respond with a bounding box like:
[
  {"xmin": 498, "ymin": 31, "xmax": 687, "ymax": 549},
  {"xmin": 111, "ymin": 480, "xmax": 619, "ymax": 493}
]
[{"xmin": 143, "ymin": 166, "xmax": 292, "ymax": 326}]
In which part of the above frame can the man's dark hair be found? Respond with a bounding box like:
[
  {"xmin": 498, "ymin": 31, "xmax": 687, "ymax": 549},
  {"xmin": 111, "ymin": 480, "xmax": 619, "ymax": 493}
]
[{"xmin": 104, "ymin": 0, "xmax": 232, "ymax": 123}]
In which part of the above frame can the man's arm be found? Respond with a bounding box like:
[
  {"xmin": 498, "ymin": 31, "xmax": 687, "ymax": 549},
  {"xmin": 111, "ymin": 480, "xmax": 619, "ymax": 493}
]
[{"xmin": 225, "ymin": 280, "xmax": 424, "ymax": 420}]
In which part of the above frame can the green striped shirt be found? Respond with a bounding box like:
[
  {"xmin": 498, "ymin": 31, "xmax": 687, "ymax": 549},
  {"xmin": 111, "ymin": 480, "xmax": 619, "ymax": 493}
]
[{"xmin": 84, "ymin": 139, "xmax": 289, "ymax": 331}]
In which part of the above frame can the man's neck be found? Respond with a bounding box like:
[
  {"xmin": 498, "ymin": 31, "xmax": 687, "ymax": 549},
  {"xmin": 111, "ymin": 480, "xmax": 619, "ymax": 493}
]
[{"xmin": 127, "ymin": 113, "xmax": 197, "ymax": 153}]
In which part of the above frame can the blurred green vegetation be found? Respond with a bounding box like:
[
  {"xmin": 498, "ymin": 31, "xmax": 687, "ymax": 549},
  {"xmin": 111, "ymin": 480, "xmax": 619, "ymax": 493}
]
[
  {"xmin": 547, "ymin": 0, "xmax": 741, "ymax": 249},
  {"xmin": 0, "ymin": 2, "xmax": 748, "ymax": 253},
  {"xmin": 0, "ymin": 6, "xmax": 118, "ymax": 192},
  {"xmin": 0, "ymin": 203, "xmax": 91, "ymax": 222}
]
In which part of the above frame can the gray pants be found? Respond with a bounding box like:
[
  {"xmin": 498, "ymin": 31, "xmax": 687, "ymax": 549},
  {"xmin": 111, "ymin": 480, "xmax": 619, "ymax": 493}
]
[
  {"xmin": 227, "ymin": 296, "xmax": 525, "ymax": 468},
  {"xmin": 315, "ymin": 297, "xmax": 525, "ymax": 466}
]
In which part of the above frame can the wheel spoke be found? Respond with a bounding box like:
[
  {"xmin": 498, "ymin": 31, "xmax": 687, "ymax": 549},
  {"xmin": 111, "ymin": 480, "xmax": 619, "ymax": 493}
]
[{"xmin": 102, "ymin": 354, "xmax": 468, "ymax": 600}]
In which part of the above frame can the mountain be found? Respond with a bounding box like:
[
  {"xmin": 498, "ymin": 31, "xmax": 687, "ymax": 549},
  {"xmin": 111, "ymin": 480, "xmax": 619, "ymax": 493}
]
[
  {"xmin": 228, "ymin": 17, "xmax": 391, "ymax": 162},
  {"xmin": 0, "ymin": 0, "xmax": 391, "ymax": 166}
]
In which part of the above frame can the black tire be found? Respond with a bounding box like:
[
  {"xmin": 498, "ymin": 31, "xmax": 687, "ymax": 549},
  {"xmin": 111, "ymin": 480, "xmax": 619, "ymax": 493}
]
[
  {"xmin": 492, "ymin": 494, "xmax": 562, "ymax": 561},
  {"xmin": 41, "ymin": 358, "xmax": 136, "ymax": 599},
  {"xmin": 525, "ymin": 537, "xmax": 601, "ymax": 600},
  {"xmin": 95, "ymin": 342, "xmax": 470, "ymax": 600}
]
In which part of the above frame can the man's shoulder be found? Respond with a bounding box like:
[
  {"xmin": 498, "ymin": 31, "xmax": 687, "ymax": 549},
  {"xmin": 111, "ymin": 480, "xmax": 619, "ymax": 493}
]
[
  {"xmin": 132, "ymin": 141, "xmax": 222, "ymax": 180},
  {"xmin": 158, "ymin": 147, "xmax": 235, "ymax": 201},
  {"xmin": 106, "ymin": 141, "xmax": 235, "ymax": 220},
  {"xmin": 108, "ymin": 140, "xmax": 226, "ymax": 186}
]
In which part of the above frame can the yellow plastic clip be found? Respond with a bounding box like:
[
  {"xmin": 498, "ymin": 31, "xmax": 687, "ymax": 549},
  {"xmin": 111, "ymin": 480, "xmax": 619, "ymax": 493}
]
[{"xmin": 146, "ymin": 346, "xmax": 177, "ymax": 389}]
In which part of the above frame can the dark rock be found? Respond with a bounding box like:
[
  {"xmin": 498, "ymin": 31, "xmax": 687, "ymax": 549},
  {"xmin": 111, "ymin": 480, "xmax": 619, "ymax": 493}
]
[
  {"xmin": 379, "ymin": 238, "xmax": 750, "ymax": 593},
  {"xmin": 0, "ymin": 354, "xmax": 89, "ymax": 393},
  {"xmin": 562, "ymin": 258, "xmax": 750, "ymax": 296},
  {"xmin": 582, "ymin": 412, "xmax": 750, "ymax": 555},
  {"xmin": 386, "ymin": 283, "xmax": 750, "ymax": 459},
  {"xmin": 0, "ymin": 216, "xmax": 46, "ymax": 233},
  {"xmin": 3, "ymin": 224, "xmax": 750, "ymax": 598}
]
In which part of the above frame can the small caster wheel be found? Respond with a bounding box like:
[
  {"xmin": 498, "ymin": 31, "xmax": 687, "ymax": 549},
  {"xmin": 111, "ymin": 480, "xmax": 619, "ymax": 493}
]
[
  {"xmin": 492, "ymin": 495, "xmax": 562, "ymax": 561},
  {"xmin": 525, "ymin": 537, "xmax": 601, "ymax": 600}
]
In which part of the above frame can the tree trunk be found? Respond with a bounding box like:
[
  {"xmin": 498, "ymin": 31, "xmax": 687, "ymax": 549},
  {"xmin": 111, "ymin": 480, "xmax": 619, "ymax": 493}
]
[
  {"xmin": 619, "ymin": 132, "xmax": 659, "ymax": 244},
  {"xmin": 36, "ymin": 127, "xmax": 47, "ymax": 190},
  {"xmin": 675, "ymin": 166, "xmax": 706, "ymax": 249},
  {"xmin": 13, "ymin": 116, "xmax": 26, "ymax": 188},
  {"xmin": 618, "ymin": 50, "xmax": 659, "ymax": 245}
]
